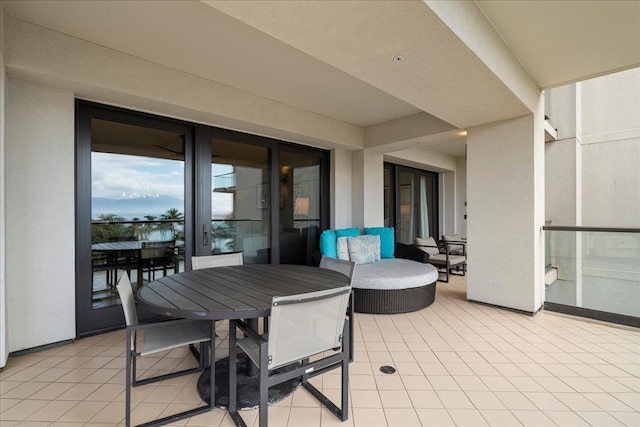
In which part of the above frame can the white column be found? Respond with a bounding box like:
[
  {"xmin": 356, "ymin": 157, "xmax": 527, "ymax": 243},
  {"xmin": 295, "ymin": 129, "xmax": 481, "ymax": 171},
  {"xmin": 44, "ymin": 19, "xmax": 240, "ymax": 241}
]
[
  {"xmin": 331, "ymin": 148, "xmax": 352, "ymax": 229},
  {"xmin": 351, "ymin": 150, "xmax": 384, "ymax": 228},
  {"xmin": 467, "ymin": 97, "xmax": 545, "ymax": 313}
]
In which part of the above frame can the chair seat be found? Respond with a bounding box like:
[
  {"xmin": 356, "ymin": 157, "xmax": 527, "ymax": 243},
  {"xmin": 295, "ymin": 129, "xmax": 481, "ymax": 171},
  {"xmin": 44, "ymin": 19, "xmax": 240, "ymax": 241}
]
[
  {"xmin": 141, "ymin": 320, "xmax": 211, "ymax": 356},
  {"xmin": 428, "ymin": 254, "xmax": 466, "ymax": 266}
]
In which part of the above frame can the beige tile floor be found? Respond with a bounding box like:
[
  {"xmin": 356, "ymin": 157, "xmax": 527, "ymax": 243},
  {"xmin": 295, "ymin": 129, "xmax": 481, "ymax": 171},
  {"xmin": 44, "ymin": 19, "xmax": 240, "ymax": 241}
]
[{"xmin": 1, "ymin": 276, "xmax": 639, "ymax": 426}]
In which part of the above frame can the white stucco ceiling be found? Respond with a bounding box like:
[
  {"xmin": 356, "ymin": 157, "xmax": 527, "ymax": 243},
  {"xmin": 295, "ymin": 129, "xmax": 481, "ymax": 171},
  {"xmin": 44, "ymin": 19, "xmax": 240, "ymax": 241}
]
[
  {"xmin": 477, "ymin": 0, "xmax": 640, "ymax": 89},
  {"xmin": 3, "ymin": 0, "xmax": 638, "ymax": 159}
]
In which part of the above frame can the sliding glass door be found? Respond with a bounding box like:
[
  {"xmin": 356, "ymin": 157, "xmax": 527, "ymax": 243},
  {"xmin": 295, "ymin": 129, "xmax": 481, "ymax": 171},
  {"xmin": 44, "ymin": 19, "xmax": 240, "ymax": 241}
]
[
  {"xmin": 77, "ymin": 102, "xmax": 194, "ymax": 335},
  {"xmin": 278, "ymin": 148, "xmax": 325, "ymax": 265},
  {"xmin": 385, "ymin": 163, "xmax": 438, "ymax": 245},
  {"xmin": 77, "ymin": 102, "xmax": 330, "ymax": 336},
  {"xmin": 208, "ymin": 136, "xmax": 271, "ymax": 264}
]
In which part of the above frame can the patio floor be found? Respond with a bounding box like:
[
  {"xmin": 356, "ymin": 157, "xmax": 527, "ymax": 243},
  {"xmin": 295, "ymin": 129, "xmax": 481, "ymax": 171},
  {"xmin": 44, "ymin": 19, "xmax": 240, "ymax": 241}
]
[{"xmin": 1, "ymin": 276, "xmax": 639, "ymax": 426}]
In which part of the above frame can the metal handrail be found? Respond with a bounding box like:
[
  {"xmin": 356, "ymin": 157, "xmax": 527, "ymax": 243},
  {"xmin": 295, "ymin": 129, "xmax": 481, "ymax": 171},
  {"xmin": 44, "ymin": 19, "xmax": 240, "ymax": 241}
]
[{"xmin": 543, "ymin": 226, "xmax": 640, "ymax": 233}]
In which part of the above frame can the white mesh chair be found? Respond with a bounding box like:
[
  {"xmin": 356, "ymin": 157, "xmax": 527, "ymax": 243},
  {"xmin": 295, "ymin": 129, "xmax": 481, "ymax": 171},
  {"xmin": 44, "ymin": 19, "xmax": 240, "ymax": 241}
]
[
  {"xmin": 191, "ymin": 252, "xmax": 243, "ymax": 270},
  {"xmin": 414, "ymin": 237, "xmax": 466, "ymax": 283},
  {"xmin": 319, "ymin": 256, "xmax": 356, "ymax": 361},
  {"xmin": 229, "ymin": 286, "xmax": 352, "ymax": 427},
  {"xmin": 116, "ymin": 273, "xmax": 214, "ymax": 427}
]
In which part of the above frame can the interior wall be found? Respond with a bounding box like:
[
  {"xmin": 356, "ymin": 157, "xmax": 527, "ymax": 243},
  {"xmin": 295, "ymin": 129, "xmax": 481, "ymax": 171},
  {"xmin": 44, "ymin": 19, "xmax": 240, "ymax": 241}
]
[
  {"xmin": 5, "ymin": 78, "xmax": 75, "ymax": 352},
  {"xmin": 467, "ymin": 108, "xmax": 545, "ymax": 313},
  {"xmin": 442, "ymin": 171, "xmax": 455, "ymax": 236},
  {"xmin": 455, "ymin": 156, "xmax": 467, "ymax": 237},
  {"xmin": 0, "ymin": 3, "xmax": 8, "ymax": 367}
]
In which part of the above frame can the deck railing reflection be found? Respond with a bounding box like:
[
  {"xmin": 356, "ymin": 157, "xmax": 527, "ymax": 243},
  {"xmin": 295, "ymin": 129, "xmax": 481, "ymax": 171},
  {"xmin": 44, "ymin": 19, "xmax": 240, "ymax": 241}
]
[{"xmin": 543, "ymin": 225, "xmax": 640, "ymax": 327}]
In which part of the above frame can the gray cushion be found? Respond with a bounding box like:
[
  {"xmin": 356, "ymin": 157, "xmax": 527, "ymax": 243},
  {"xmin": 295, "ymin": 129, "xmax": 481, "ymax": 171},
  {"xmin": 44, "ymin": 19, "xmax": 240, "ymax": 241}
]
[
  {"xmin": 352, "ymin": 259, "xmax": 439, "ymax": 290},
  {"xmin": 442, "ymin": 235, "xmax": 464, "ymax": 253},
  {"xmin": 415, "ymin": 237, "xmax": 439, "ymax": 256},
  {"xmin": 428, "ymin": 254, "xmax": 466, "ymax": 266}
]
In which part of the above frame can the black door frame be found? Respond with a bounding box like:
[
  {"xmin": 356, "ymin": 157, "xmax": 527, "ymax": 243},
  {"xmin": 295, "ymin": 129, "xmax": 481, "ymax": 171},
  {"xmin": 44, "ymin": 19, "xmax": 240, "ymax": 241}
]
[
  {"xmin": 384, "ymin": 162, "xmax": 439, "ymax": 242},
  {"xmin": 75, "ymin": 101, "xmax": 196, "ymax": 336},
  {"xmin": 76, "ymin": 101, "xmax": 330, "ymax": 336}
]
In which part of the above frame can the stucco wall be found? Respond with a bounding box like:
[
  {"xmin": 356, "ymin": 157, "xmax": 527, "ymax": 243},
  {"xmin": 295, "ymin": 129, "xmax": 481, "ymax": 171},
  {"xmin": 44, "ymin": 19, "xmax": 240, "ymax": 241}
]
[
  {"xmin": 455, "ymin": 156, "xmax": 467, "ymax": 237},
  {"xmin": 581, "ymin": 68, "xmax": 640, "ymax": 227},
  {"xmin": 467, "ymin": 109, "xmax": 545, "ymax": 313},
  {"xmin": 5, "ymin": 78, "xmax": 75, "ymax": 352},
  {"xmin": 0, "ymin": 4, "xmax": 8, "ymax": 365}
]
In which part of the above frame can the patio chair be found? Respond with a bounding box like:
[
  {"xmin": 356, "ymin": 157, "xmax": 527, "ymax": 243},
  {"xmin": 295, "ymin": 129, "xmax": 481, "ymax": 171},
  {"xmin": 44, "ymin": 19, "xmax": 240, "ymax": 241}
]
[
  {"xmin": 319, "ymin": 256, "xmax": 356, "ymax": 361},
  {"xmin": 442, "ymin": 234, "xmax": 466, "ymax": 256},
  {"xmin": 141, "ymin": 240, "xmax": 178, "ymax": 281},
  {"xmin": 116, "ymin": 273, "xmax": 214, "ymax": 427},
  {"xmin": 191, "ymin": 252, "xmax": 243, "ymax": 269},
  {"xmin": 414, "ymin": 237, "xmax": 466, "ymax": 283},
  {"xmin": 228, "ymin": 285, "xmax": 352, "ymax": 427},
  {"xmin": 191, "ymin": 252, "xmax": 245, "ymax": 334}
]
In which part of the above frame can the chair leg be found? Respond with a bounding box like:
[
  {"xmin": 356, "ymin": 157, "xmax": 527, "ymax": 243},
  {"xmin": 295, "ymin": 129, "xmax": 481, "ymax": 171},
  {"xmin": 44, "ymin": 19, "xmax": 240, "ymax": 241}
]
[
  {"xmin": 229, "ymin": 324, "xmax": 239, "ymax": 422},
  {"xmin": 258, "ymin": 344, "xmax": 269, "ymax": 427},
  {"xmin": 348, "ymin": 296, "xmax": 354, "ymax": 362},
  {"xmin": 341, "ymin": 319, "xmax": 350, "ymax": 421},
  {"xmin": 125, "ymin": 329, "xmax": 133, "ymax": 427}
]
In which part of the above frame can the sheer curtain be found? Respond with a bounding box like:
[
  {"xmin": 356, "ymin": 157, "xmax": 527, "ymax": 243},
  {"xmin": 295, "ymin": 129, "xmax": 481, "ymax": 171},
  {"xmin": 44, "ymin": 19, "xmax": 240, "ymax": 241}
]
[{"xmin": 419, "ymin": 176, "xmax": 430, "ymax": 238}]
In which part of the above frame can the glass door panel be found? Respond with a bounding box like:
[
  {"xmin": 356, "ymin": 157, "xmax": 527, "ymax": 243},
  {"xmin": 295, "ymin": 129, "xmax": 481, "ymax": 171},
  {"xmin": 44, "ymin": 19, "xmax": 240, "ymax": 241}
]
[
  {"xmin": 210, "ymin": 138, "xmax": 270, "ymax": 264},
  {"xmin": 396, "ymin": 167, "xmax": 438, "ymax": 244},
  {"xmin": 90, "ymin": 119, "xmax": 185, "ymax": 309},
  {"xmin": 398, "ymin": 171, "xmax": 415, "ymax": 244},
  {"xmin": 279, "ymin": 150, "xmax": 321, "ymax": 265}
]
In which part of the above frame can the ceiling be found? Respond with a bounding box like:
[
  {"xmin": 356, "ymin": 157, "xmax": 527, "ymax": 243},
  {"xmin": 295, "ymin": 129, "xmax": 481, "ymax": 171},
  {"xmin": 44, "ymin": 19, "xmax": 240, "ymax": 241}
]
[{"xmin": 3, "ymin": 0, "xmax": 638, "ymax": 159}]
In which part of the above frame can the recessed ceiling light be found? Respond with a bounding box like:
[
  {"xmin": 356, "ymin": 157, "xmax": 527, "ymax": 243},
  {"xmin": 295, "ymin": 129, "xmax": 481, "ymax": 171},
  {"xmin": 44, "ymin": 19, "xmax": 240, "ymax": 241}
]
[{"xmin": 393, "ymin": 56, "xmax": 404, "ymax": 63}]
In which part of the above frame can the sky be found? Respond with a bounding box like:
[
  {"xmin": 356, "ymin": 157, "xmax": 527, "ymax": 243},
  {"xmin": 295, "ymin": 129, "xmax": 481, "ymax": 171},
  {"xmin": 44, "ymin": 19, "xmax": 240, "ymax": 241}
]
[{"xmin": 92, "ymin": 152, "xmax": 233, "ymax": 213}]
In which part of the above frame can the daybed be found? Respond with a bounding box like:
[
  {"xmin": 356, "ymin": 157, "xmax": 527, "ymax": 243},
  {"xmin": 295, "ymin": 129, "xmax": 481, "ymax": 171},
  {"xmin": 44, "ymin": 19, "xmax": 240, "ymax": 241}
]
[{"xmin": 319, "ymin": 228, "xmax": 439, "ymax": 314}]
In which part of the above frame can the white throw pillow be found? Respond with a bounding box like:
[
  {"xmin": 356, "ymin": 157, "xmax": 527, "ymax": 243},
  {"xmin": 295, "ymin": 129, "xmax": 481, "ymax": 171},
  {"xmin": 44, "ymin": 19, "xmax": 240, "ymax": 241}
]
[
  {"xmin": 336, "ymin": 237, "xmax": 350, "ymax": 261},
  {"xmin": 347, "ymin": 234, "xmax": 380, "ymax": 264}
]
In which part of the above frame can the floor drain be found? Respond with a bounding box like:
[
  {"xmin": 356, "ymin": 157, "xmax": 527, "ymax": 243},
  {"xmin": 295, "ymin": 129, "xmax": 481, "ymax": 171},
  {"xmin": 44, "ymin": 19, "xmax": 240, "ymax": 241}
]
[{"xmin": 379, "ymin": 365, "xmax": 396, "ymax": 374}]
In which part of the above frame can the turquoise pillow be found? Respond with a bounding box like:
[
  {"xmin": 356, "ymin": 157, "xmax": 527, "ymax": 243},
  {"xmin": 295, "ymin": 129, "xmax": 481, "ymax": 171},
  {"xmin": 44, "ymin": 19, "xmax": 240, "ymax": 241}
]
[
  {"xmin": 319, "ymin": 229, "xmax": 337, "ymax": 258},
  {"xmin": 364, "ymin": 227, "xmax": 395, "ymax": 258},
  {"xmin": 335, "ymin": 227, "xmax": 361, "ymax": 238}
]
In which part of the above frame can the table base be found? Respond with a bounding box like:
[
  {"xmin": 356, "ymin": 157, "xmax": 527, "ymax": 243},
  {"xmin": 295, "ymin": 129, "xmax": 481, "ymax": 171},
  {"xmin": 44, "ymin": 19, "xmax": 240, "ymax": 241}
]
[{"xmin": 197, "ymin": 356, "xmax": 302, "ymax": 410}]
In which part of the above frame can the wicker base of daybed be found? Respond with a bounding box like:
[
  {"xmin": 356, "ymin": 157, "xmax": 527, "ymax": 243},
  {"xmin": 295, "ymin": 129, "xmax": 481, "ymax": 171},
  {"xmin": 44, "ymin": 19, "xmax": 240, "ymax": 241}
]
[{"xmin": 353, "ymin": 281, "xmax": 436, "ymax": 314}]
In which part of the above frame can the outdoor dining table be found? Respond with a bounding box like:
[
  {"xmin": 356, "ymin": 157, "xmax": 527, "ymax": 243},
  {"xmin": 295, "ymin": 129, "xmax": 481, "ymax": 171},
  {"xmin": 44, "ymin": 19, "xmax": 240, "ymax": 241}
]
[
  {"xmin": 91, "ymin": 240, "xmax": 184, "ymax": 286},
  {"xmin": 136, "ymin": 264, "xmax": 350, "ymax": 410},
  {"xmin": 91, "ymin": 240, "xmax": 145, "ymax": 286}
]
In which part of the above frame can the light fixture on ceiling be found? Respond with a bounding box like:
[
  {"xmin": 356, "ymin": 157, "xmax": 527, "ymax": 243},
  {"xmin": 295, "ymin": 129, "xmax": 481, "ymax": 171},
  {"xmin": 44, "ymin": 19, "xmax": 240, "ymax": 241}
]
[{"xmin": 393, "ymin": 55, "xmax": 404, "ymax": 63}]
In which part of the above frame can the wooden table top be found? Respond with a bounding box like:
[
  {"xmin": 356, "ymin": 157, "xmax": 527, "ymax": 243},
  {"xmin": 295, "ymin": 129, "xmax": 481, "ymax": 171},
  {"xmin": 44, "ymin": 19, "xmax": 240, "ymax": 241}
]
[{"xmin": 137, "ymin": 264, "xmax": 349, "ymax": 320}]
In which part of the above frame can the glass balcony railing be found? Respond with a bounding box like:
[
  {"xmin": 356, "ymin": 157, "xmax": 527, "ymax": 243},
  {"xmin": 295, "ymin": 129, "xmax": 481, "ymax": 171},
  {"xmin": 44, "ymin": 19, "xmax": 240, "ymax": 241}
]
[
  {"xmin": 213, "ymin": 172, "xmax": 236, "ymax": 191},
  {"xmin": 543, "ymin": 226, "xmax": 640, "ymax": 327}
]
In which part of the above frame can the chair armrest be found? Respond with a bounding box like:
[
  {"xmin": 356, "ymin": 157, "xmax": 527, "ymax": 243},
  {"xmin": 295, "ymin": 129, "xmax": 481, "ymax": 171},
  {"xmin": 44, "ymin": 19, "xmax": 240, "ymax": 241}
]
[
  {"xmin": 231, "ymin": 319, "xmax": 267, "ymax": 344},
  {"xmin": 127, "ymin": 317, "xmax": 205, "ymax": 332},
  {"xmin": 395, "ymin": 242, "xmax": 430, "ymax": 263}
]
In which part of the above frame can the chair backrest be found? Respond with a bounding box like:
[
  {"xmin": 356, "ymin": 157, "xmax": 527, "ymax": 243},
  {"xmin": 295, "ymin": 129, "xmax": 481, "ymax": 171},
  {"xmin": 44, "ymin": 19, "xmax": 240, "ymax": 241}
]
[
  {"xmin": 116, "ymin": 273, "xmax": 138, "ymax": 326},
  {"xmin": 141, "ymin": 240, "xmax": 175, "ymax": 260},
  {"xmin": 191, "ymin": 252, "xmax": 244, "ymax": 270},
  {"xmin": 442, "ymin": 235, "xmax": 464, "ymax": 253},
  {"xmin": 319, "ymin": 256, "xmax": 356, "ymax": 284},
  {"xmin": 414, "ymin": 237, "xmax": 440, "ymax": 256},
  {"xmin": 268, "ymin": 285, "xmax": 352, "ymax": 370}
]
